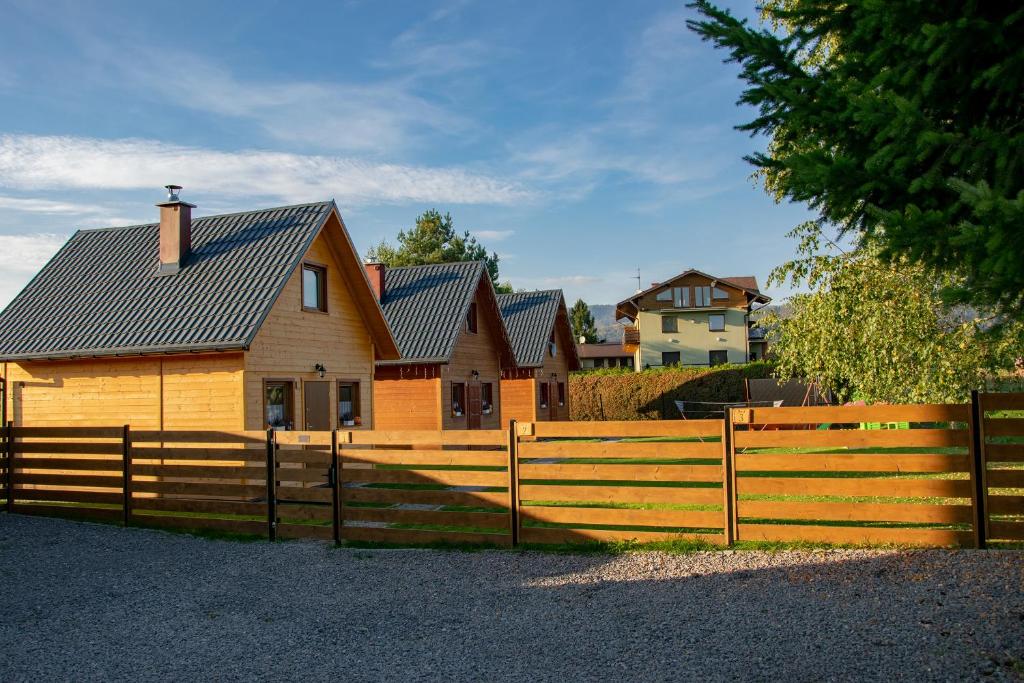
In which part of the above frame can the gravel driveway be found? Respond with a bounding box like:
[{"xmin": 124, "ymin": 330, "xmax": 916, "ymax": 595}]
[{"xmin": 1, "ymin": 515, "xmax": 1021, "ymax": 682}]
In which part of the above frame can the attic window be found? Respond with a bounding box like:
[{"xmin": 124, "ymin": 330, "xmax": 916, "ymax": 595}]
[
  {"xmin": 466, "ymin": 302, "xmax": 478, "ymax": 334},
  {"xmin": 712, "ymin": 287, "xmax": 729, "ymax": 300},
  {"xmin": 695, "ymin": 286, "xmax": 711, "ymax": 307},
  {"xmin": 673, "ymin": 287, "xmax": 689, "ymax": 307},
  {"xmin": 302, "ymin": 263, "xmax": 327, "ymax": 312},
  {"xmin": 655, "ymin": 290, "xmax": 672, "ymax": 302}
]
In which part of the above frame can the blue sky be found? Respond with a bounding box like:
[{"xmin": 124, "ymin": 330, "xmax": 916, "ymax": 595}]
[{"xmin": 0, "ymin": 0, "xmax": 814, "ymax": 308}]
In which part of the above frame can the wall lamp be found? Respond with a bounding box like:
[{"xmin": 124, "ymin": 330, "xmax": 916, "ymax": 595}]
[
  {"xmin": 314, "ymin": 363, "xmax": 326, "ymax": 378},
  {"xmin": 471, "ymin": 370, "xmax": 480, "ymax": 380}
]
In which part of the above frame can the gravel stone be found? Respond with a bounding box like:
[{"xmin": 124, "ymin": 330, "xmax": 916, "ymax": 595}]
[{"xmin": 1, "ymin": 515, "xmax": 1022, "ymax": 682}]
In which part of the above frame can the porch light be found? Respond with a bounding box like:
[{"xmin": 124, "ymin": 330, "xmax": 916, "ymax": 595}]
[
  {"xmin": 471, "ymin": 370, "xmax": 480, "ymax": 380},
  {"xmin": 314, "ymin": 363, "xmax": 326, "ymax": 378}
]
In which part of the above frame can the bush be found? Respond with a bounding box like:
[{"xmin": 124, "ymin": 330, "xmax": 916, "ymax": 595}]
[{"xmin": 569, "ymin": 362, "xmax": 774, "ymax": 421}]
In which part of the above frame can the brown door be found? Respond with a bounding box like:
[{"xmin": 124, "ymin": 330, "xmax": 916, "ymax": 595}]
[
  {"xmin": 467, "ymin": 382, "xmax": 482, "ymax": 430},
  {"xmin": 303, "ymin": 381, "xmax": 331, "ymax": 431},
  {"xmin": 549, "ymin": 381, "xmax": 558, "ymax": 421}
]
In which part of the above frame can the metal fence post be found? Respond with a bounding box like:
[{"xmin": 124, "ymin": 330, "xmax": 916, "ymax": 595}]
[
  {"xmin": 331, "ymin": 429, "xmax": 341, "ymax": 546},
  {"xmin": 508, "ymin": 420, "xmax": 520, "ymax": 547},
  {"xmin": 722, "ymin": 410, "xmax": 737, "ymax": 546},
  {"xmin": 968, "ymin": 390, "xmax": 987, "ymax": 549},
  {"xmin": 5, "ymin": 420, "xmax": 13, "ymax": 513},
  {"xmin": 122, "ymin": 424, "xmax": 132, "ymax": 527},
  {"xmin": 266, "ymin": 428, "xmax": 277, "ymax": 542}
]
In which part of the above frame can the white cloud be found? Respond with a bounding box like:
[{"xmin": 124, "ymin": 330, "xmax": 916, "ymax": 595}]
[
  {"xmin": 0, "ymin": 195, "xmax": 104, "ymax": 215},
  {"xmin": 0, "ymin": 233, "xmax": 68, "ymax": 305},
  {"xmin": 474, "ymin": 229, "xmax": 514, "ymax": 242},
  {"xmin": 0, "ymin": 134, "xmax": 530, "ymax": 206}
]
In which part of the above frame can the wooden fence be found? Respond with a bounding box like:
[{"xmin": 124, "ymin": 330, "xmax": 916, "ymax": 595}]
[{"xmin": 1, "ymin": 392, "xmax": 1021, "ymax": 548}]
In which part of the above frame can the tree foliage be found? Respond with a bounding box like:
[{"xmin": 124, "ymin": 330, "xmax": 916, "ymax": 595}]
[
  {"xmin": 688, "ymin": 1, "xmax": 1024, "ymax": 319},
  {"xmin": 761, "ymin": 223, "xmax": 1022, "ymax": 404},
  {"xmin": 570, "ymin": 299, "xmax": 599, "ymax": 343},
  {"xmin": 367, "ymin": 209, "xmax": 512, "ymax": 293}
]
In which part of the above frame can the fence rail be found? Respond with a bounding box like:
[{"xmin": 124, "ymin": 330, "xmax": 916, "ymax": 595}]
[{"xmin": 1, "ymin": 391, "xmax": 1021, "ymax": 548}]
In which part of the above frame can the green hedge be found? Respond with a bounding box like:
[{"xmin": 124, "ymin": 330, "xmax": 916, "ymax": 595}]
[{"xmin": 569, "ymin": 362, "xmax": 774, "ymax": 421}]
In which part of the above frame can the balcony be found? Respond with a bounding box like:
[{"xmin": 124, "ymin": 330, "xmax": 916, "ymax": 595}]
[{"xmin": 622, "ymin": 325, "xmax": 640, "ymax": 353}]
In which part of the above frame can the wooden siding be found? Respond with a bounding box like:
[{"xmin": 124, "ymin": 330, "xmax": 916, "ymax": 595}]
[
  {"xmin": 243, "ymin": 217, "xmax": 376, "ymax": 430},
  {"xmin": 637, "ymin": 272, "xmax": 751, "ymax": 312},
  {"xmin": 2, "ymin": 353, "xmax": 244, "ymax": 429},
  {"xmin": 373, "ymin": 377, "xmax": 441, "ymax": 430},
  {"xmin": 500, "ymin": 377, "xmax": 536, "ymax": 425},
  {"xmin": 441, "ymin": 281, "xmax": 503, "ymax": 431}
]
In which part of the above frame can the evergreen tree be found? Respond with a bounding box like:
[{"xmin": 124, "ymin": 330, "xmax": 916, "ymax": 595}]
[
  {"xmin": 570, "ymin": 299, "xmax": 599, "ymax": 343},
  {"xmin": 688, "ymin": 1, "xmax": 1024, "ymax": 320},
  {"xmin": 367, "ymin": 210, "xmax": 512, "ymax": 293}
]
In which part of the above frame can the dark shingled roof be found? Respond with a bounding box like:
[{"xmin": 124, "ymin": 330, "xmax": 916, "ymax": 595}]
[
  {"xmin": 497, "ymin": 290, "xmax": 564, "ymax": 367},
  {"xmin": 0, "ymin": 201, "xmax": 336, "ymax": 360},
  {"xmin": 378, "ymin": 261, "xmax": 487, "ymax": 364}
]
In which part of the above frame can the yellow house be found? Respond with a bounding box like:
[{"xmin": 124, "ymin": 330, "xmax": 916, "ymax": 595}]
[
  {"xmin": 615, "ymin": 270, "xmax": 771, "ymax": 370},
  {"xmin": 0, "ymin": 188, "xmax": 399, "ymax": 430}
]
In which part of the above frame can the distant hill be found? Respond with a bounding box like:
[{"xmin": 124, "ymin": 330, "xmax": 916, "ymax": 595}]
[{"xmin": 589, "ymin": 304, "xmax": 623, "ymax": 343}]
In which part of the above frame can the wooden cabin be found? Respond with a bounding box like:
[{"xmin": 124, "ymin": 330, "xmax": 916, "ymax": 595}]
[
  {"xmin": 0, "ymin": 191, "xmax": 399, "ymax": 430},
  {"xmin": 370, "ymin": 261, "xmax": 516, "ymax": 431},
  {"xmin": 497, "ymin": 290, "xmax": 580, "ymax": 424}
]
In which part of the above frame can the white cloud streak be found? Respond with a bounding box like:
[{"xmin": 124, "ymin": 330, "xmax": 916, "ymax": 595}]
[
  {"xmin": 0, "ymin": 134, "xmax": 530, "ymax": 206},
  {"xmin": 474, "ymin": 229, "xmax": 514, "ymax": 242}
]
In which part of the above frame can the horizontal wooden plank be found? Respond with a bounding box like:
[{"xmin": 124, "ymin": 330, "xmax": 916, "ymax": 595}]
[
  {"xmin": 342, "ymin": 487, "xmax": 508, "ymax": 508},
  {"xmin": 274, "ymin": 468, "xmax": 331, "ymax": 484},
  {"xmin": 275, "ymin": 486, "xmax": 332, "ymax": 503},
  {"xmin": 737, "ymin": 404, "xmax": 968, "ymax": 425},
  {"xmin": 980, "ymin": 393, "xmax": 1024, "ymax": 412},
  {"xmin": 734, "ymin": 428, "xmax": 968, "ymax": 449},
  {"xmin": 276, "ymin": 503, "xmax": 333, "ymax": 523},
  {"xmin": 13, "ymin": 442, "xmax": 123, "ymax": 455},
  {"xmin": 987, "ymin": 495, "xmax": 1024, "ymax": 515},
  {"xmin": 15, "ymin": 457, "xmax": 123, "ymax": 471},
  {"xmin": 13, "ymin": 473, "xmax": 121, "ymax": 488},
  {"xmin": 987, "ymin": 469, "xmax": 1024, "ymax": 488},
  {"xmin": 12, "ymin": 426, "xmax": 123, "ymax": 439},
  {"xmin": 340, "ymin": 526, "xmax": 511, "ymax": 546},
  {"xmin": 132, "ymin": 430, "xmax": 266, "ymax": 444},
  {"xmin": 518, "ymin": 483, "xmax": 721, "ymax": 505},
  {"xmin": 340, "ymin": 468, "xmax": 506, "ymax": 487},
  {"xmin": 341, "ymin": 506, "xmax": 509, "ymax": 530},
  {"xmin": 132, "ymin": 447, "xmax": 264, "ymax": 461},
  {"xmin": 984, "ymin": 444, "xmax": 1024, "ymax": 463},
  {"xmin": 736, "ymin": 453, "xmax": 969, "ymax": 473},
  {"xmin": 532, "ymin": 420, "xmax": 721, "ymax": 439},
  {"xmin": 277, "ymin": 523, "xmax": 333, "ymax": 540},
  {"xmin": 341, "ymin": 449, "xmax": 508, "ymax": 467},
  {"xmin": 11, "ymin": 489, "xmax": 122, "ymax": 505},
  {"xmin": 129, "ymin": 481, "xmax": 265, "ymax": 498},
  {"xmin": 519, "ymin": 526, "xmax": 724, "ymax": 545},
  {"xmin": 521, "ymin": 505, "xmax": 722, "ymax": 529},
  {"xmin": 984, "ymin": 418, "xmax": 1024, "ymax": 437},
  {"xmin": 11, "ymin": 503, "xmax": 122, "ymax": 522},
  {"xmin": 737, "ymin": 523, "xmax": 972, "ymax": 547},
  {"xmin": 130, "ymin": 498, "xmax": 266, "ymax": 516},
  {"xmin": 131, "ymin": 514, "xmax": 266, "ymax": 536},
  {"xmin": 518, "ymin": 463, "xmax": 722, "ymax": 483},
  {"xmin": 274, "ymin": 431, "xmax": 332, "ymax": 446},
  {"xmin": 518, "ymin": 441, "xmax": 723, "ymax": 459},
  {"xmin": 988, "ymin": 521, "xmax": 1024, "ymax": 541},
  {"xmin": 739, "ymin": 500, "xmax": 973, "ymax": 524},
  {"xmin": 738, "ymin": 477, "xmax": 972, "ymax": 498},
  {"xmin": 346, "ymin": 430, "xmax": 507, "ymax": 447},
  {"xmin": 132, "ymin": 464, "xmax": 266, "ymax": 479},
  {"xmin": 274, "ymin": 451, "xmax": 333, "ymax": 465}
]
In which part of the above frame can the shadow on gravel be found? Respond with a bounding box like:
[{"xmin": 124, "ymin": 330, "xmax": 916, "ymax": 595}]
[{"xmin": 0, "ymin": 514, "xmax": 1021, "ymax": 681}]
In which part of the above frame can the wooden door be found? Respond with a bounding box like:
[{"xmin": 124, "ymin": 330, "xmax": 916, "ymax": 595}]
[
  {"xmin": 303, "ymin": 381, "xmax": 331, "ymax": 431},
  {"xmin": 548, "ymin": 381, "xmax": 558, "ymax": 421},
  {"xmin": 467, "ymin": 382, "xmax": 482, "ymax": 430}
]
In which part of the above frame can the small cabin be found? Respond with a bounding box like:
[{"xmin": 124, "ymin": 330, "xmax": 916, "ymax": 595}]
[
  {"xmin": 497, "ymin": 290, "xmax": 580, "ymax": 424},
  {"xmin": 0, "ymin": 190, "xmax": 399, "ymax": 430},
  {"xmin": 371, "ymin": 261, "xmax": 516, "ymax": 431}
]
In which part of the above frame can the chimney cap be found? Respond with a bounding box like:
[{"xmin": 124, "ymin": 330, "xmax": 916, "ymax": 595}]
[{"xmin": 165, "ymin": 184, "xmax": 183, "ymax": 201}]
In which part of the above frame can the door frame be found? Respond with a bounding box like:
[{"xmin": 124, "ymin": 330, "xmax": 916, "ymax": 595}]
[{"xmin": 302, "ymin": 380, "xmax": 332, "ymax": 431}]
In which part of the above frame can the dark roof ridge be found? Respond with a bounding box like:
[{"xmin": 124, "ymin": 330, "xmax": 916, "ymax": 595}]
[{"xmin": 77, "ymin": 199, "xmax": 335, "ymax": 234}]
